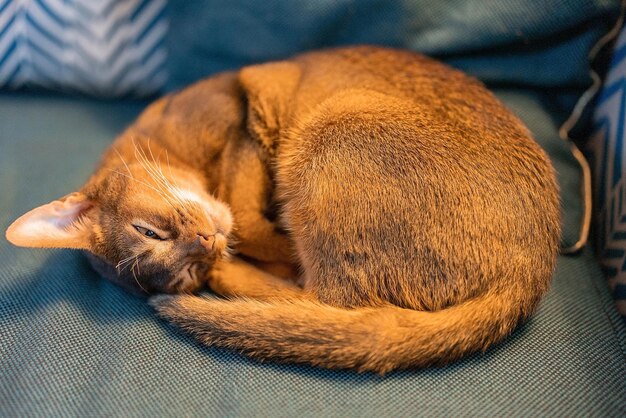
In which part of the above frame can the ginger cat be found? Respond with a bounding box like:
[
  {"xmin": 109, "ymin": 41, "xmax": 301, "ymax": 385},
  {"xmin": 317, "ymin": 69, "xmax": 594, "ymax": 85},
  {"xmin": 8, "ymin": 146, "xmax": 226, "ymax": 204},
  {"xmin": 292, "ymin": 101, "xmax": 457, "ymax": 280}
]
[{"xmin": 6, "ymin": 47, "xmax": 561, "ymax": 373}]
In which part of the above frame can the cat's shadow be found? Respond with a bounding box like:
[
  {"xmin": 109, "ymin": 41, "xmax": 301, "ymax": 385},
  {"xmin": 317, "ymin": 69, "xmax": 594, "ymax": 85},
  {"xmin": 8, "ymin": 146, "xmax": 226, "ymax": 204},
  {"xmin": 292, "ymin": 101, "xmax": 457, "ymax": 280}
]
[
  {"xmin": 3, "ymin": 249, "xmax": 151, "ymax": 323},
  {"xmin": 3, "ymin": 249, "xmax": 531, "ymax": 381}
]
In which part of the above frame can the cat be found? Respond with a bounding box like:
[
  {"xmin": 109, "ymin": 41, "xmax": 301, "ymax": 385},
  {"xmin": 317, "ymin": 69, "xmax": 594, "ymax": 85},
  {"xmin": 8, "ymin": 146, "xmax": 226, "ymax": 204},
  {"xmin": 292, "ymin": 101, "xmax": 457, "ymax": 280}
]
[{"xmin": 5, "ymin": 46, "xmax": 561, "ymax": 373}]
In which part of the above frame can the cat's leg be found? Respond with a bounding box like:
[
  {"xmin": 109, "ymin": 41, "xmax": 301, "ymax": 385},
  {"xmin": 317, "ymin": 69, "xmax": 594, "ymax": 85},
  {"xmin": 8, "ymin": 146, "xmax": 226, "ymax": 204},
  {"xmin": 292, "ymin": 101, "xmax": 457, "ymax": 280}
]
[
  {"xmin": 250, "ymin": 259, "xmax": 300, "ymax": 282},
  {"xmin": 220, "ymin": 140, "xmax": 295, "ymax": 263},
  {"xmin": 231, "ymin": 210, "xmax": 294, "ymax": 263},
  {"xmin": 209, "ymin": 257, "xmax": 305, "ymax": 300}
]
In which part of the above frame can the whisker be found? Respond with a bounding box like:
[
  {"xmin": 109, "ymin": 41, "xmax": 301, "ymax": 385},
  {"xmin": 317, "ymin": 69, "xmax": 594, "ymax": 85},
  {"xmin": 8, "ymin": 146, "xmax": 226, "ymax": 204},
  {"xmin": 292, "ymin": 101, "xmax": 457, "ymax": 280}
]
[
  {"xmin": 137, "ymin": 140, "xmax": 191, "ymax": 212},
  {"xmin": 133, "ymin": 141, "xmax": 187, "ymax": 209},
  {"xmin": 111, "ymin": 142, "xmax": 180, "ymax": 210},
  {"xmin": 154, "ymin": 147, "xmax": 192, "ymax": 212},
  {"xmin": 160, "ymin": 148, "xmax": 185, "ymax": 197},
  {"xmin": 131, "ymin": 139, "xmax": 206, "ymax": 224},
  {"xmin": 165, "ymin": 150, "xmax": 183, "ymax": 191},
  {"xmin": 113, "ymin": 147, "xmax": 133, "ymax": 177},
  {"xmin": 131, "ymin": 255, "xmax": 148, "ymax": 294},
  {"xmin": 146, "ymin": 141, "xmax": 191, "ymax": 210},
  {"xmin": 107, "ymin": 169, "xmax": 179, "ymax": 212},
  {"xmin": 115, "ymin": 255, "xmax": 136, "ymax": 272}
]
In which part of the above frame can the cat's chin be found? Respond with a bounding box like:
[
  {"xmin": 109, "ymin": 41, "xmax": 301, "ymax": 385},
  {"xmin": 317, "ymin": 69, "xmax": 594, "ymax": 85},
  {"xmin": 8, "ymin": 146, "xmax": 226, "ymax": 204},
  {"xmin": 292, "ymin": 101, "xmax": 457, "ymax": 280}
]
[
  {"xmin": 168, "ymin": 262, "xmax": 209, "ymax": 293},
  {"xmin": 82, "ymin": 251, "xmax": 147, "ymax": 297}
]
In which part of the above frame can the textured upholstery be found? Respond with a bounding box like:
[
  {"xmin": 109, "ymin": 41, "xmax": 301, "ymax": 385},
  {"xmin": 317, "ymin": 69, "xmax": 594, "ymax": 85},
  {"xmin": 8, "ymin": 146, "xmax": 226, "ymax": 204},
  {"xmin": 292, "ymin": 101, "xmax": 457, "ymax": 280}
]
[
  {"xmin": 1, "ymin": 92, "xmax": 625, "ymax": 417},
  {"xmin": 166, "ymin": 0, "xmax": 618, "ymax": 90},
  {"xmin": 0, "ymin": 0, "xmax": 167, "ymax": 97}
]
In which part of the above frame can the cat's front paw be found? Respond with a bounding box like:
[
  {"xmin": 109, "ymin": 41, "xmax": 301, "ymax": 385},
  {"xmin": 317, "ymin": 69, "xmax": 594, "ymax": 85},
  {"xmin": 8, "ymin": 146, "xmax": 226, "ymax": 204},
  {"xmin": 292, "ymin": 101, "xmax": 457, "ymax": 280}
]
[{"xmin": 207, "ymin": 258, "xmax": 245, "ymax": 297}]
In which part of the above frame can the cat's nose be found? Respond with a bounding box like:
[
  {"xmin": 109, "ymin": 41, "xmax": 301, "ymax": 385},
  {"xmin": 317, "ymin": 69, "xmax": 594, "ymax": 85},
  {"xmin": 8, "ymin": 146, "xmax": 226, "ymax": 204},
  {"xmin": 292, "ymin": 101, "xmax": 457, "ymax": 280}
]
[{"xmin": 197, "ymin": 232, "xmax": 227, "ymax": 254}]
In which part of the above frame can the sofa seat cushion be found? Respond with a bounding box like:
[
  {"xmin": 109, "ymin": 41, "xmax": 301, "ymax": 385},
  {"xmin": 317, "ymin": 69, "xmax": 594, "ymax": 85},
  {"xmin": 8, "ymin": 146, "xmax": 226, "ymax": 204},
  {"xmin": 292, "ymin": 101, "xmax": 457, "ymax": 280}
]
[{"xmin": 1, "ymin": 93, "xmax": 625, "ymax": 416}]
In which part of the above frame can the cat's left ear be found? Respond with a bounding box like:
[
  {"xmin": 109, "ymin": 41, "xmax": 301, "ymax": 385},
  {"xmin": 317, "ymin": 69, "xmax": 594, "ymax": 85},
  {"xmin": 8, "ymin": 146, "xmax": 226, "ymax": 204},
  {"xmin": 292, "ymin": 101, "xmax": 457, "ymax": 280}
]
[{"xmin": 5, "ymin": 192, "xmax": 96, "ymax": 250}]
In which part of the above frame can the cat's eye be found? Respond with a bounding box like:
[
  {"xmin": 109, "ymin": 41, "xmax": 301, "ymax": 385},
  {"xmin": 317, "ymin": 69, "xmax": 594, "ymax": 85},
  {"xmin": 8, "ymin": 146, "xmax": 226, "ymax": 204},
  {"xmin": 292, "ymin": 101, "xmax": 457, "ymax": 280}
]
[{"xmin": 133, "ymin": 225, "xmax": 163, "ymax": 240}]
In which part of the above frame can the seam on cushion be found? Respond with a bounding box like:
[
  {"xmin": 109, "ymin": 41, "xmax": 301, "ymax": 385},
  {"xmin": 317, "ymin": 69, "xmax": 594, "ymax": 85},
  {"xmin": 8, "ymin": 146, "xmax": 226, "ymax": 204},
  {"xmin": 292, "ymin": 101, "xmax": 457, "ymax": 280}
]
[
  {"xmin": 560, "ymin": 144, "xmax": 592, "ymax": 254},
  {"xmin": 585, "ymin": 247, "xmax": 626, "ymax": 359},
  {"xmin": 559, "ymin": 2, "xmax": 625, "ymax": 254}
]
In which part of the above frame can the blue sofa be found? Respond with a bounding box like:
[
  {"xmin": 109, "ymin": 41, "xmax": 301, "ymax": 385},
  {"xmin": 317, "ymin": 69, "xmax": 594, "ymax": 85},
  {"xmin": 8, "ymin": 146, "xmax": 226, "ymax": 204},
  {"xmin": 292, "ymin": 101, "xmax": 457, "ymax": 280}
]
[{"xmin": 1, "ymin": 1, "xmax": 625, "ymax": 416}]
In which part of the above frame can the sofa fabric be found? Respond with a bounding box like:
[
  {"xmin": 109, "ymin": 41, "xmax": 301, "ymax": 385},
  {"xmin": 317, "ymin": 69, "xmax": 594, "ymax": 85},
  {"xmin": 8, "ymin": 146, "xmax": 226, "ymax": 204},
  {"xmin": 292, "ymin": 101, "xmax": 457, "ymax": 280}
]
[
  {"xmin": 1, "ymin": 92, "xmax": 625, "ymax": 417},
  {"xmin": 0, "ymin": 0, "xmax": 167, "ymax": 97},
  {"xmin": 166, "ymin": 0, "xmax": 619, "ymax": 90}
]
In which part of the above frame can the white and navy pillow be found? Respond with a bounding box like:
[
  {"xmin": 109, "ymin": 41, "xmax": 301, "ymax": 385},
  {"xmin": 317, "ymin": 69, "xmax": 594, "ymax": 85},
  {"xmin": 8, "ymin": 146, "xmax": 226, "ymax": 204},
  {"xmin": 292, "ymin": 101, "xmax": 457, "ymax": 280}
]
[
  {"xmin": 589, "ymin": 26, "xmax": 626, "ymax": 317},
  {"xmin": 0, "ymin": 0, "xmax": 167, "ymax": 97}
]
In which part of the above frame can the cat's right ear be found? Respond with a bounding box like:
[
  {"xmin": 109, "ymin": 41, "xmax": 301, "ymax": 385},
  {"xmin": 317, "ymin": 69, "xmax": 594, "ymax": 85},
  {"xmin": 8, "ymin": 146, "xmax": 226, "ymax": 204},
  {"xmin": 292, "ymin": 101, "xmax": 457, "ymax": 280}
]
[{"xmin": 5, "ymin": 192, "xmax": 96, "ymax": 250}]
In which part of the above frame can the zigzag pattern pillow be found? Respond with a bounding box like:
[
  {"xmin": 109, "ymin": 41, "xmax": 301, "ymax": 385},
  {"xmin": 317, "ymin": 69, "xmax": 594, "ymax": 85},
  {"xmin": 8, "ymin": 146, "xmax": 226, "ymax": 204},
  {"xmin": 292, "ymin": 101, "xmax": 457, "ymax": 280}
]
[
  {"xmin": 0, "ymin": 0, "xmax": 167, "ymax": 97},
  {"xmin": 589, "ymin": 26, "xmax": 626, "ymax": 318}
]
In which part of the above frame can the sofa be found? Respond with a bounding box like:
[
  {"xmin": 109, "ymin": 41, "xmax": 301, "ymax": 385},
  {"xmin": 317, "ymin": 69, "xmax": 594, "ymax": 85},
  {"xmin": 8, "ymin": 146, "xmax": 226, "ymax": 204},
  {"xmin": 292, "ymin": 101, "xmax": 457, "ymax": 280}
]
[{"xmin": 1, "ymin": 1, "xmax": 625, "ymax": 416}]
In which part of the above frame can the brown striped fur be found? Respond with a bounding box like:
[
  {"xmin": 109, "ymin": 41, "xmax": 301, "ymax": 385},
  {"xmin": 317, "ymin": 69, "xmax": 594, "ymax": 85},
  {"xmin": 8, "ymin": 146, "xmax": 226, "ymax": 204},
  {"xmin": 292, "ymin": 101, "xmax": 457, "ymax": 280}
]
[{"xmin": 6, "ymin": 47, "xmax": 560, "ymax": 373}]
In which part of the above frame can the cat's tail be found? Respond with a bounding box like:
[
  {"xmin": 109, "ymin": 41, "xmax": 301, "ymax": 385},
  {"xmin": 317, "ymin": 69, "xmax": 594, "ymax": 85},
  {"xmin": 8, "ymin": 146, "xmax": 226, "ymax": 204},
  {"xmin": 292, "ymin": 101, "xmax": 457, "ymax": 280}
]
[{"xmin": 150, "ymin": 285, "xmax": 539, "ymax": 374}]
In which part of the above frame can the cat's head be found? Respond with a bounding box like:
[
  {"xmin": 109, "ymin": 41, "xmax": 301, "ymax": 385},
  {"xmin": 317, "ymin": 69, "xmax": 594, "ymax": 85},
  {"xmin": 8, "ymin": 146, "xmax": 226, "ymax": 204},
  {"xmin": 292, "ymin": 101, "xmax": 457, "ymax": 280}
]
[{"xmin": 5, "ymin": 156, "xmax": 233, "ymax": 295}]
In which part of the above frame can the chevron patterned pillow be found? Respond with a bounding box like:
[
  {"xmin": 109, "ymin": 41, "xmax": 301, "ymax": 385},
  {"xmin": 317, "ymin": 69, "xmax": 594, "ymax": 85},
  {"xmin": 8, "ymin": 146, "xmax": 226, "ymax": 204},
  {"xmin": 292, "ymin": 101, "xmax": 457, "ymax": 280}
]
[
  {"xmin": 0, "ymin": 0, "xmax": 167, "ymax": 97},
  {"xmin": 589, "ymin": 25, "xmax": 626, "ymax": 319}
]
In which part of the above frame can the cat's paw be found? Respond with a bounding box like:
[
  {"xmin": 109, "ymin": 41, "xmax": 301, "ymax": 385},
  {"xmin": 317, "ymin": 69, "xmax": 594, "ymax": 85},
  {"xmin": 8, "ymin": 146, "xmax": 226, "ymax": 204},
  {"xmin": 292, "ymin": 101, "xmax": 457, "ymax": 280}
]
[
  {"xmin": 207, "ymin": 260, "xmax": 240, "ymax": 297},
  {"xmin": 208, "ymin": 257, "xmax": 279, "ymax": 297}
]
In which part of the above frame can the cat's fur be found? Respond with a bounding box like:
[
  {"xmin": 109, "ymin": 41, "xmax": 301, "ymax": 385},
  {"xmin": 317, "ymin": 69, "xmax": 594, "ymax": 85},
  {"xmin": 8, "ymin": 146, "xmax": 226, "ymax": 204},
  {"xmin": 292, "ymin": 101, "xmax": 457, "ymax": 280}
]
[{"xmin": 6, "ymin": 46, "xmax": 561, "ymax": 373}]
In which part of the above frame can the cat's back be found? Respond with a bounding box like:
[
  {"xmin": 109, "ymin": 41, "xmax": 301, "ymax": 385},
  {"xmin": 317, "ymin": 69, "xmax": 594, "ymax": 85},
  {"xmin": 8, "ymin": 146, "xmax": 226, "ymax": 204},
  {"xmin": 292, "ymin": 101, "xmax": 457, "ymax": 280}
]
[
  {"xmin": 275, "ymin": 46, "xmax": 561, "ymax": 309},
  {"xmin": 284, "ymin": 46, "xmax": 554, "ymax": 192},
  {"xmin": 291, "ymin": 46, "xmax": 519, "ymax": 134}
]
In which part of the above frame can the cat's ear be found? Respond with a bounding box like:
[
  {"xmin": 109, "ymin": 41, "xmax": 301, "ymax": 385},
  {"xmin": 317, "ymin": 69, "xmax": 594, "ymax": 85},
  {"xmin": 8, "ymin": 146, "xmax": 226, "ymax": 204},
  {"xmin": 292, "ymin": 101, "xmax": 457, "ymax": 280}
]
[
  {"xmin": 239, "ymin": 61, "xmax": 301, "ymax": 152},
  {"xmin": 5, "ymin": 192, "xmax": 96, "ymax": 250}
]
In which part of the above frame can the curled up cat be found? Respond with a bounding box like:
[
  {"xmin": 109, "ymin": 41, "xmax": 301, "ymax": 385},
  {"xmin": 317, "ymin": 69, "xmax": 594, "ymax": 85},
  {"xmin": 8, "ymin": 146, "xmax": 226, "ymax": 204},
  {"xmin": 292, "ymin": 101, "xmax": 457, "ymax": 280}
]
[{"xmin": 5, "ymin": 46, "xmax": 561, "ymax": 374}]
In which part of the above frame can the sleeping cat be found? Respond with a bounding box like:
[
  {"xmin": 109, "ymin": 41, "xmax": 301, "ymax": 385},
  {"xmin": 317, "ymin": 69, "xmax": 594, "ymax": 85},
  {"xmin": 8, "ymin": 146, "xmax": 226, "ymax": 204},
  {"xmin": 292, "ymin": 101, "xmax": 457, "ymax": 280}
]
[{"xmin": 5, "ymin": 46, "xmax": 561, "ymax": 373}]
